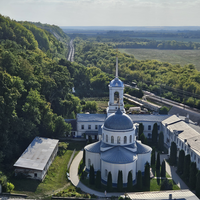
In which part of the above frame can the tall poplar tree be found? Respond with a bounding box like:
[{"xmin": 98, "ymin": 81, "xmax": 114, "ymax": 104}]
[
  {"xmin": 138, "ymin": 123, "xmax": 144, "ymax": 140},
  {"xmin": 152, "ymin": 123, "xmax": 158, "ymax": 146},
  {"xmin": 177, "ymin": 150, "xmax": 185, "ymax": 174},
  {"xmin": 170, "ymin": 142, "xmax": 177, "ymax": 165},
  {"xmin": 189, "ymin": 162, "xmax": 197, "ymax": 190},
  {"xmin": 137, "ymin": 170, "xmax": 142, "ymax": 191},
  {"xmin": 158, "ymin": 131, "xmax": 164, "ymax": 151},
  {"xmin": 117, "ymin": 170, "xmax": 123, "ymax": 192},
  {"xmin": 127, "ymin": 171, "xmax": 133, "ymax": 192},
  {"xmin": 144, "ymin": 162, "xmax": 150, "ymax": 189},
  {"xmin": 183, "ymin": 154, "xmax": 191, "ymax": 182},
  {"xmin": 161, "ymin": 160, "xmax": 166, "ymax": 178},
  {"xmin": 196, "ymin": 171, "xmax": 200, "ymax": 198},
  {"xmin": 107, "ymin": 172, "xmax": 112, "ymax": 192}
]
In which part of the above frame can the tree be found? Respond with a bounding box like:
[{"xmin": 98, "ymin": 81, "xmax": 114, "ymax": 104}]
[
  {"xmin": 156, "ymin": 152, "xmax": 161, "ymax": 171},
  {"xmin": 177, "ymin": 150, "xmax": 185, "ymax": 174},
  {"xmin": 127, "ymin": 171, "xmax": 133, "ymax": 192},
  {"xmin": 117, "ymin": 170, "xmax": 123, "ymax": 192},
  {"xmin": 158, "ymin": 131, "xmax": 164, "ymax": 152},
  {"xmin": 107, "ymin": 172, "xmax": 112, "ymax": 192},
  {"xmin": 83, "ymin": 149, "xmax": 86, "ymax": 165},
  {"xmin": 138, "ymin": 123, "xmax": 144, "ymax": 139},
  {"xmin": 95, "ymin": 170, "xmax": 101, "ymax": 189},
  {"xmin": 159, "ymin": 106, "xmax": 169, "ymax": 114},
  {"xmin": 161, "ymin": 160, "xmax": 166, "ymax": 178},
  {"xmin": 189, "ymin": 162, "xmax": 197, "ymax": 190},
  {"xmin": 196, "ymin": 171, "xmax": 200, "ymax": 198},
  {"xmin": 183, "ymin": 154, "xmax": 191, "ymax": 182},
  {"xmin": 170, "ymin": 142, "xmax": 177, "ymax": 166},
  {"xmin": 160, "ymin": 179, "xmax": 173, "ymax": 190},
  {"xmin": 151, "ymin": 148, "xmax": 155, "ymax": 166},
  {"xmin": 140, "ymin": 133, "xmax": 146, "ymax": 144},
  {"xmin": 137, "ymin": 170, "xmax": 142, "ymax": 191},
  {"xmin": 144, "ymin": 162, "xmax": 150, "ymax": 189},
  {"xmin": 152, "ymin": 123, "xmax": 158, "ymax": 146},
  {"xmin": 89, "ymin": 165, "xmax": 95, "ymax": 185}
]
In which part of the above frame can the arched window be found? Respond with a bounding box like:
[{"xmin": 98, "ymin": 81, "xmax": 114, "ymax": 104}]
[
  {"xmin": 105, "ymin": 169, "xmax": 108, "ymax": 178},
  {"xmin": 111, "ymin": 136, "xmax": 114, "ymax": 143},
  {"xmin": 114, "ymin": 91, "xmax": 119, "ymax": 104},
  {"xmin": 88, "ymin": 159, "xmax": 91, "ymax": 167},
  {"xmin": 124, "ymin": 136, "xmax": 127, "ymax": 144},
  {"xmin": 117, "ymin": 136, "xmax": 121, "ymax": 144},
  {"xmin": 106, "ymin": 135, "xmax": 108, "ymax": 142},
  {"xmin": 130, "ymin": 135, "xmax": 132, "ymax": 143}
]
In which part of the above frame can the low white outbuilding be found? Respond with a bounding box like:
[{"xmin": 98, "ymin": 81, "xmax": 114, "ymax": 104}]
[{"xmin": 14, "ymin": 137, "xmax": 59, "ymax": 181}]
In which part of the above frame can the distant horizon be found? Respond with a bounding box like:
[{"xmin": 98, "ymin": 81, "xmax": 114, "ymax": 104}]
[{"xmin": 0, "ymin": 0, "xmax": 199, "ymax": 27}]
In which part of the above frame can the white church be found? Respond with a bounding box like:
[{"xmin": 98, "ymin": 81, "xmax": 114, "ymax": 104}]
[
  {"xmin": 67, "ymin": 57, "xmax": 200, "ymax": 175},
  {"xmin": 84, "ymin": 58, "xmax": 152, "ymax": 186}
]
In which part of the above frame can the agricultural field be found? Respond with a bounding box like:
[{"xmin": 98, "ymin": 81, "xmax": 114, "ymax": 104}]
[{"xmin": 119, "ymin": 48, "xmax": 200, "ymax": 70}]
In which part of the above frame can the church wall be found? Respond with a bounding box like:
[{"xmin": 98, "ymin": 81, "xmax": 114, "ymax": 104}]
[
  {"xmin": 85, "ymin": 151, "xmax": 100, "ymax": 172},
  {"xmin": 102, "ymin": 129, "xmax": 135, "ymax": 146},
  {"xmin": 136, "ymin": 152, "xmax": 151, "ymax": 173},
  {"xmin": 101, "ymin": 160, "xmax": 137, "ymax": 185}
]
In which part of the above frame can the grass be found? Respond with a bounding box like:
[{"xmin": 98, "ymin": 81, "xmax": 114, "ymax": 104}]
[
  {"xmin": 10, "ymin": 141, "xmax": 86, "ymax": 198},
  {"xmin": 119, "ymin": 48, "xmax": 200, "ymax": 70}
]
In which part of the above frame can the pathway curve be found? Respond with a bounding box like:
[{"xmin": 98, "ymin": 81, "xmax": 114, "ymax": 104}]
[
  {"xmin": 69, "ymin": 151, "xmax": 189, "ymax": 198},
  {"xmin": 69, "ymin": 151, "xmax": 124, "ymax": 197}
]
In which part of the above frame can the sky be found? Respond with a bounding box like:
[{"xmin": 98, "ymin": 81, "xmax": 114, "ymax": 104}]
[{"xmin": 0, "ymin": 0, "xmax": 200, "ymax": 27}]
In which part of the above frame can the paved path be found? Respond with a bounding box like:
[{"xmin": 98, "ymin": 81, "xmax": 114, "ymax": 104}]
[
  {"xmin": 160, "ymin": 154, "xmax": 189, "ymax": 189},
  {"xmin": 69, "ymin": 151, "xmax": 124, "ymax": 197}
]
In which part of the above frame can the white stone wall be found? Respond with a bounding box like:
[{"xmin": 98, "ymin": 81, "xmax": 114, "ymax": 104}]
[
  {"xmin": 85, "ymin": 151, "xmax": 101, "ymax": 172},
  {"xmin": 101, "ymin": 159, "xmax": 137, "ymax": 184},
  {"xmin": 136, "ymin": 152, "xmax": 151, "ymax": 173},
  {"xmin": 77, "ymin": 121, "xmax": 104, "ymax": 137},
  {"xmin": 102, "ymin": 126, "xmax": 136, "ymax": 146}
]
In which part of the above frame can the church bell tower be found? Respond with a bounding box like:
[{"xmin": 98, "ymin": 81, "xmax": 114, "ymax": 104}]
[{"xmin": 106, "ymin": 57, "xmax": 125, "ymax": 117}]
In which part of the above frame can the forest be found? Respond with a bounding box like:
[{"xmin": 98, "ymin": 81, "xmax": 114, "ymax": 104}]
[
  {"xmin": 0, "ymin": 14, "xmax": 111, "ymax": 175},
  {"xmin": 1, "ymin": 13, "xmax": 200, "ymax": 191},
  {"xmin": 73, "ymin": 37, "xmax": 200, "ymax": 108}
]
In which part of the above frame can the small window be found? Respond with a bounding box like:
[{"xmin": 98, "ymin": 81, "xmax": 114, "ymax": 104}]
[
  {"xmin": 194, "ymin": 154, "xmax": 196, "ymax": 161},
  {"xmin": 34, "ymin": 173, "xmax": 37, "ymax": 177},
  {"xmin": 176, "ymin": 138, "xmax": 178, "ymax": 144},
  {"xmin": 179, "ymin": 141, "xmax": 181, "ymax": 146},
  {"xmin": 148, "ymin": 125, "xmax": 151, "ymax": 130},
  {"xmin": 158, "ymin": 125, "xmax": 160, "ymax": 131},
  {"xmin": 198, "ymin": 158, "xmax": 200, "ymax": 164},
  {"xmin": 111, "ymin": 136, "xmax": 114, "ymax": 143},
  {"xmin": 81, "ymin": 125, "xmax": 84, "ymax": 129},
  {"xmin": 124, "ymin": 136, "xmax": 127, "ymax": 144},
  {"xmin": 182, "ymin": 143, "xmax": 183, "ymax": 149},
  {"xmin": 106, "ymin": 135, "xmax": 108, "ymax": 142},
  {"xmin": 117, "ymin": 136, "xmax": 121, "ymax": 144},
  {"xmin": 191, "ymin": 151, "xmax": 193, "ymax": 158},
  {"xmin": 129, "ymin": 135, "xmax": 132, "ymax": 143},
  {"xmin": 103, "ymin": 133, "xmax": 104, "ymax": 140},
  {"xmin": 88, "ymin": 125, "xmax": 91, "ymax": 129},
  {"xmin": 95, "ymin": 125, "xmax": 98, "ymax": 129},
  {"xmin": 105, "ymin": 169, "xmax": 108, "ymax": 178}
]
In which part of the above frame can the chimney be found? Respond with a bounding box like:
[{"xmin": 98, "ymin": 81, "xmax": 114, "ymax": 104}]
[{"xmin": 185, "ymin": 114, "xmax": 189, "ymax": 123}]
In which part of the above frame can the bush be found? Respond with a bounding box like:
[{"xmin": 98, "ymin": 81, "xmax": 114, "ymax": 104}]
[
  {"xmin": 7, "ymin": 182, "xmax": 15, "ymax": 192},
  {"xmin": 160, "ymin": 179, "xmax": 173, "ymax": 190}
]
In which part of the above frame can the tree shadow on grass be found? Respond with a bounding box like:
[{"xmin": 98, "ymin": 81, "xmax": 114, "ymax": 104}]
[{"xmin": 156, "ymin": 170, "xmax": 160, "ymax": 185}]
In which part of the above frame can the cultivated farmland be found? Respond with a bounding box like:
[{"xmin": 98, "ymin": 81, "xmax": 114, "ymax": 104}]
[{"xmin": 119, "ymin": 48, "xmax": 200, "ymax": 70}]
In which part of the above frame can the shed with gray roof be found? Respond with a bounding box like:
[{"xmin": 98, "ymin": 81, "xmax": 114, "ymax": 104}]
[{"xmin": 14, "ymin": 137, "xmax": 59, "ymax": 181}]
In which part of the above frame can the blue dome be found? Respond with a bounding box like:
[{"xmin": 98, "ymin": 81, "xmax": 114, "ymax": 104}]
[
  {"xmin": 110, "ymin": 78, "xmax": 124, "ymax": 87},
  {"xmin": 104, "ymin": 109, "xmax": 133, "ymax": 130}
]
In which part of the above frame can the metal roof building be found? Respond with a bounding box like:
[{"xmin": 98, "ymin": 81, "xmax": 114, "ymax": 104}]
[{"xmin": 14, "ymin": 137, "xmax": 59, "ymax": 181}]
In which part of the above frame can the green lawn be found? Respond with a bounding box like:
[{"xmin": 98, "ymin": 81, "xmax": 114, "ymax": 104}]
[
  {"xmin": 119, "ymin": 48, "xmax": 200, "ymax": 70},
  {"xmin": 10, "ymin": 141, "xmax": 86, "ymax": 198}
]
